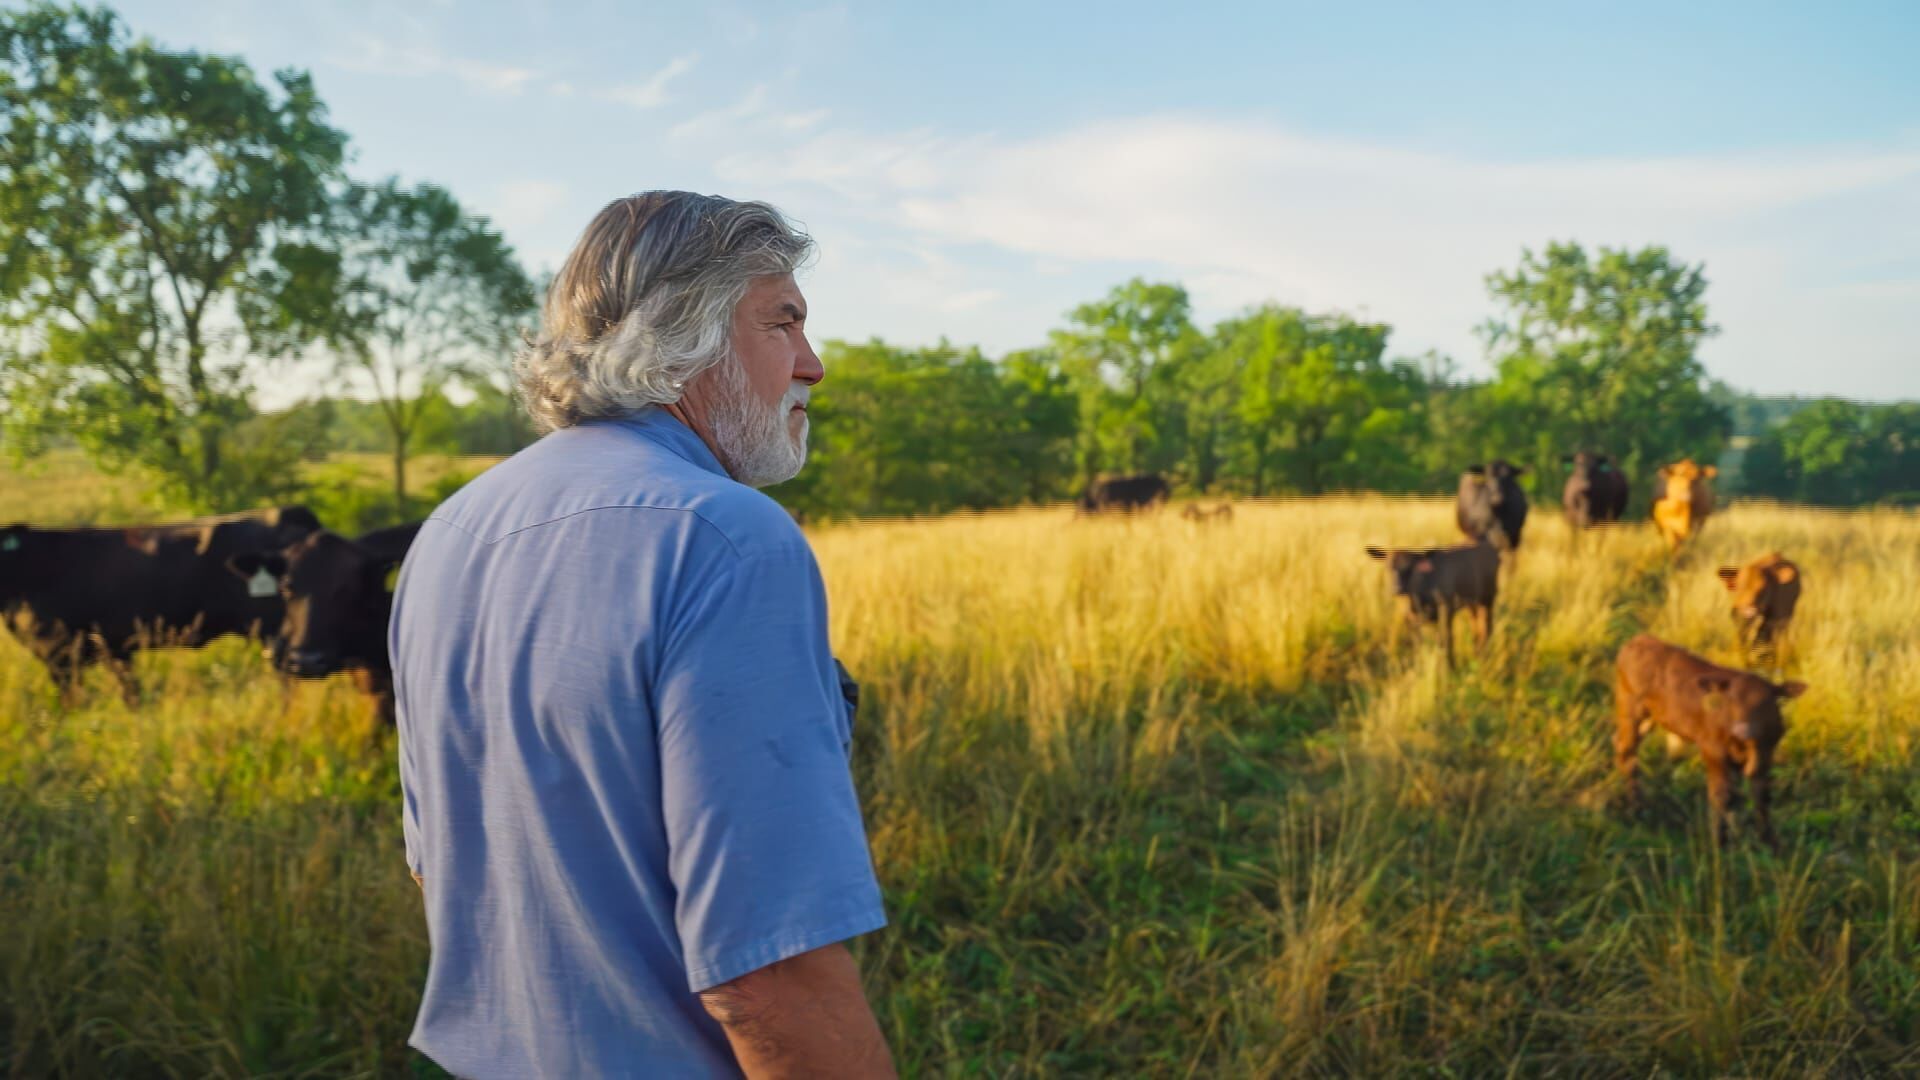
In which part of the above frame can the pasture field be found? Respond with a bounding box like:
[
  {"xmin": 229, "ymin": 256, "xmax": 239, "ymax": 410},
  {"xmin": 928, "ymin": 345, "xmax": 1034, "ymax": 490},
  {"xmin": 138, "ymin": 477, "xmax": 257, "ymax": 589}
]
[{"xmin": 3, "ymin": 487, "xmax": 1919, "ymax": 1075}]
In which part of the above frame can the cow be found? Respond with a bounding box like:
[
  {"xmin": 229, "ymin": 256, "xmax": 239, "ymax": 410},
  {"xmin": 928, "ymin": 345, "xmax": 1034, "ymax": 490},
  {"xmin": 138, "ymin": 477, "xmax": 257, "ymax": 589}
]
[
  {"xmin": 1456, "ymin": 460, "xmax": 1528, "ymax": 555},
  {"xmin": 1365, "ymin": 540, "xmax": 1499, "ymax": 670},
  {"xmin": 1077, "ymin": 474, "xmax": 1171, "ymax": 515},
  {"xmin": 1718, "ymin": 552, "xmax": 1802, "ymax": 666},
  {"xmin": 1612, "ymin": 634, "xmax": 1807, "ymax": 848},
  {"xmin": 227, "ymin": 521, "xmax": 423, "ymax": 725},
  {"xmin": 1180, "ymin": 502, "xmax": 1234, "ymax": 524},
  {"xmin": 1562, "ymin": 451, "xmax": 1630, "ymax": 532},
  {"xmin": 1652, "ymin": 458, "xmax": 1717, "ymax": 552},
  {"xmin": 0, "ymin": 507, "xmax": 321, "ymax": 705}
]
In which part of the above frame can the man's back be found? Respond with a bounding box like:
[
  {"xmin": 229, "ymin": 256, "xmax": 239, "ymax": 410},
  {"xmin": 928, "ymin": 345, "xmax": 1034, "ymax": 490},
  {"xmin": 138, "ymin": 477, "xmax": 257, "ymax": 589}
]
[{"xmin": 391, "ymin": 409, "xmax": 884, "ymax": 1078}]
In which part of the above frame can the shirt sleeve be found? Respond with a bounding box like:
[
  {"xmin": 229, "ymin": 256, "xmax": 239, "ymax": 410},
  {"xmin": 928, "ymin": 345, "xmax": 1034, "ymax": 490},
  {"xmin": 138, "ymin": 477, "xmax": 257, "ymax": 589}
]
[{"xmin": 654, "ymin": 543, "xmax": 886, "ymax": 993}]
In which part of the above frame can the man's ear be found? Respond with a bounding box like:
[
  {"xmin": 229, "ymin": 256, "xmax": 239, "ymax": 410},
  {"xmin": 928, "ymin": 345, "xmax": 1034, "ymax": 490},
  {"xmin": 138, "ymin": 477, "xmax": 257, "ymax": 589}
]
[
  {"xmin": 1777, "ymin": 680, "xmax": 1809, "ymax": 700},
  {"xmin": 1773, "ymin": 563, "xmax": 1797, "ymax": 585},
  {"xmin": 1717, "ymin": 566, "xmax": 1739, "ymax": 589},
  {"xmin": 1366, "ymin": 546, "xmax": 1388, "ymax": 561}
]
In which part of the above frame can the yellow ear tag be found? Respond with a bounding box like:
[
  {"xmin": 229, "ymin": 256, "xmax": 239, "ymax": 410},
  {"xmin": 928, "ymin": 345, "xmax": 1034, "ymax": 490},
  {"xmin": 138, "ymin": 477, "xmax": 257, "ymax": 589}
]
[
  {"xmin": 247, "ymin": 569, "xmax": 277, "ymax": 598},
  {"xmin": 384, "ymin": 566, "xmax": 401, "ymax": 593}
]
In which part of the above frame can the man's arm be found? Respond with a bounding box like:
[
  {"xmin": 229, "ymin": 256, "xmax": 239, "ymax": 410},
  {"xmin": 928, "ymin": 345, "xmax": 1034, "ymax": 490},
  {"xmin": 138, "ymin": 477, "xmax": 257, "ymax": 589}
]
[{"xmin": 698, "ymin": 943, "xmax": 895, "ymax": 1079}]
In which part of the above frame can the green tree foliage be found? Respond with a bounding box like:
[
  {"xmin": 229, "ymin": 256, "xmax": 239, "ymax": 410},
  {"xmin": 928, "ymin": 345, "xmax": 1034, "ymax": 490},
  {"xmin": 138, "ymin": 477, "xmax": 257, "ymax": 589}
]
[
  {"xmin": 1740, "ymin": 400, "xmax": 1920, "ymax": 506},
  {"xmin": 1051, "ymin": 279, "xmax": 1202, "ymax": 482},
  {"xmin": 1480, "ymin": 242, "xmax": 1730, "ymax": 495},
  {"xmin": 1218, "ymin": 305, "xmax": 1428, "ymax": 495},
  {"xmin": 773, "ymin": 340, "xmax": 1077, "ymax": 520},
  {"xmin": 325, "ymin": 179, "xmax": 535, "ymax": 514},
  {"xmin": 0, "ymin": 3, "xmax": 349, "ymax": 509}
]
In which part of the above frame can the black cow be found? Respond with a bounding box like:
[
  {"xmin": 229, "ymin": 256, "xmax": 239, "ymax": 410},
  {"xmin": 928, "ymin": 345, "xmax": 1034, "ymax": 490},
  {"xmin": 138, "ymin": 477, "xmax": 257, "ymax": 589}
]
[
  {"xmin": 1456, "ymin": 460, "xmax": 1528, "ymax": 554},
  {"xmin": 229, "ymin": 521, "xmax": 422, "ymax": 725},
  {"xmin": 0, "ymin": 507, "xmax": 322, "ymax": 704},
  {"xmin": 1077, "ymin": 474, "xmax": 1171, "ymax": 514},
  {"xmin": 1366, "ymin": 541, "xmax": 1500, "ymax": 670},
  {"xmin": 1562, "ymin": 452, "xmax": 1629, "ymax": 531}
]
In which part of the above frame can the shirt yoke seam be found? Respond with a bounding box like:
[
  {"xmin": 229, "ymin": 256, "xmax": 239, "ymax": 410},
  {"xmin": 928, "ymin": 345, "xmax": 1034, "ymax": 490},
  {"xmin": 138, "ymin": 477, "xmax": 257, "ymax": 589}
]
[{"xmin": 429, "ymin": 503, "xmax": 752, "ymax": 558}]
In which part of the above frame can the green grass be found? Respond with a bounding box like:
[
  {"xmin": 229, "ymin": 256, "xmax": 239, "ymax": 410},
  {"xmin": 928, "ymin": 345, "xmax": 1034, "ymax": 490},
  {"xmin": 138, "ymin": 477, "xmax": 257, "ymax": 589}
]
[{"xmin": 2, "ymin": 478, "xmax": 1917, "ymax": 1075}]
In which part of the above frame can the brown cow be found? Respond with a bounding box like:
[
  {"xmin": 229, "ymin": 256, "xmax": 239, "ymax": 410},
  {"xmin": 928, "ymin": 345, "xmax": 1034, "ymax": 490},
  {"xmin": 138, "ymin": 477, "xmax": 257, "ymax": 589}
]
[
  {"xmin": 1652, "ymin": 459, "xmax": 1717, "ymax": 551},
  {"xmin": 1365, "ymin": 541, "xmax": 1499, "ymax": 669},
  {"xmin": 1718, "ymin": 552, "xmax": 1802, "ymax": 664},
  {"xmin": 1613, "ymin": 633, "xmax": 1807, "ymax": 847},
  {"xmin": 1181, "ymin": 502, "xmax": 1234, "ymax": 524}
]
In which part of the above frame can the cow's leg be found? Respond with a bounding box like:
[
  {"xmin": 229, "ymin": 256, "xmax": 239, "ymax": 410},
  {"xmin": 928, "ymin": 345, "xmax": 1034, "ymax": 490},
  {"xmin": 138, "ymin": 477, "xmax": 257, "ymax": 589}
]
[
  {"xmin": 1473, "ymin": 601, "xmax": 1493, "ymax": 655},
  {"xmin": 104, "ymin": 648, "xmax": 141, "ymax": 709},
  {"xmin": 1746, "ymin": 750, "xmax": 1778, "ymax": 851},
  {"xmin": 1703, "ymin": 754, "xmax": 1736, "ymax": 846},
  {"xmin": 1440, "ymin": 601, "xmax": 1456, "ymax": 671},
  {"xmin": 1613, "ymin": 675, "xmax": 1644, "ymax": 805}
]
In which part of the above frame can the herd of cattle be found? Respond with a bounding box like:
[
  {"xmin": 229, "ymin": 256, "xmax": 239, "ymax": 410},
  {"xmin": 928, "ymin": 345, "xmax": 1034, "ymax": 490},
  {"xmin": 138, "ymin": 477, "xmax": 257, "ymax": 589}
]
[
  {"xmin": 1084, "ymin": 454, "xmax": 1806, "ymax": 848},
  {"xmin": 0, "ymin": 510, "xmax": 417, "ymax": 722},
  {"xmin": 3, "ymin": 452, "xmax": 1805, "ymax": 844}
]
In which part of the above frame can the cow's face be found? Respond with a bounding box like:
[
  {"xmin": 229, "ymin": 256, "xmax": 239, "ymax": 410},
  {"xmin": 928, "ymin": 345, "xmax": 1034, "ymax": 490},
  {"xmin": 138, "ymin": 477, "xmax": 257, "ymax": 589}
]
[
  {"xmin": 1718, "ymin": 557, "xmax": 1799, "ymax": 641},
  {"xmin": 1367, "ymin": 546, "xmax": 1440, "ymax": 621},
  {"xmin": 230, "ymin": 532, "xmax": 391, "ymax": 678},
  {"xmin": 1659, "ymin": 460, "xmax": 1717, "ymax": 502},
  {"xmin": 1697, "ymin": 673, "xmax": 1807, "ymax": 750}
]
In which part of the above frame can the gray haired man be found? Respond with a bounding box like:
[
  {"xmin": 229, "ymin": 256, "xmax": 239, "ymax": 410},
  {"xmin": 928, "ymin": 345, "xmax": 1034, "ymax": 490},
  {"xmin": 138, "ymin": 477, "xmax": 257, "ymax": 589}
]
[{"xmin": 390, "ymin": 192, "xmax": 895, "ymax": 1077}]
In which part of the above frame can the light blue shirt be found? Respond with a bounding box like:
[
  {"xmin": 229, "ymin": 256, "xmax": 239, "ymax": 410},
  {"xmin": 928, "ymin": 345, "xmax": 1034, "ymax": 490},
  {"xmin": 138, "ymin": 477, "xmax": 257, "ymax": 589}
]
[{"xmin": 390, "ymin": 408, "xmax": 885, "ymax": 1078}]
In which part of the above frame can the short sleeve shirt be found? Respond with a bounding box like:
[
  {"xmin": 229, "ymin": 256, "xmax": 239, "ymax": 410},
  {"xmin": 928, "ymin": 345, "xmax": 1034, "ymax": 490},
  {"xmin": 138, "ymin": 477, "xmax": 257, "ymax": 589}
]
[{"xmin": 389, "ymin": 408, "xmax": 886, "ymax": 1079}]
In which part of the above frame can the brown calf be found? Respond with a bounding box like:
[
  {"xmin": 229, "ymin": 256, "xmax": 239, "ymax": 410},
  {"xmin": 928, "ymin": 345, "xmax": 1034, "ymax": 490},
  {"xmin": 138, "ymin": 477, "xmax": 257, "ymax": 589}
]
[
  {"xmin": 1181, "ymin": 502, "xmax": 1234, "ymax": 524},
  {"xmin": 1718, "ymin": 552, "xmax": 1802, "ymax": 665},
  {"xmin": 1366, "ymin": 541, "xmax": 1499, "ymax": 669},
  {"xmin": 1613, "ymin": 634, "xmax": 1807, "ymax": 847},
  {"xmin": 1652, "ymin": 459, "xmax": 1717, "ymax": 551}
]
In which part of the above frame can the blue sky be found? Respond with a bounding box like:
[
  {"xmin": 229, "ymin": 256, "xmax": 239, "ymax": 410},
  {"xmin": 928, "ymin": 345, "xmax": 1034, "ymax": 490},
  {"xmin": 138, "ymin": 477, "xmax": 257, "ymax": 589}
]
[{"xmin": 93, "ymin": 0, "xmax": 1920, "ymax": 400}]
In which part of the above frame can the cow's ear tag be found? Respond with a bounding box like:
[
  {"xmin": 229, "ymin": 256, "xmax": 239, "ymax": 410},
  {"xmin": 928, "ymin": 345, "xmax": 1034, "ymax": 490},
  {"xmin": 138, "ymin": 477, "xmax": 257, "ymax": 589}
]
[
  {"xmin": 247, "ymin": 569, "xmax": 278, "ymax": 598},
  {"xmin": 1, "ymin": 536, "xmax": 18, "ymax": 552},
  {"xmin": 384, "ymin": 566, "xmax": 400, "ymax": 593}
]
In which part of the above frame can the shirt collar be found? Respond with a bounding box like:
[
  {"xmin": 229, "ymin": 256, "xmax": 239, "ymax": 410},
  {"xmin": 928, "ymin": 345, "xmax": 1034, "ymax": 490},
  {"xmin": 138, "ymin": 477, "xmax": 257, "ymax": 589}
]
[{"xmin": 604, "ymin": 407, "xmax": 731, "ymax": 480}]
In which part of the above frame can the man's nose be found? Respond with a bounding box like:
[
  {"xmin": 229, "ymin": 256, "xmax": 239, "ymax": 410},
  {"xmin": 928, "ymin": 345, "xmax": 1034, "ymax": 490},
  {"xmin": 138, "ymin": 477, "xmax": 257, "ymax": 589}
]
[{"xmin": 795, "ymin": 335, "xmax": 824, "ymax": 386}]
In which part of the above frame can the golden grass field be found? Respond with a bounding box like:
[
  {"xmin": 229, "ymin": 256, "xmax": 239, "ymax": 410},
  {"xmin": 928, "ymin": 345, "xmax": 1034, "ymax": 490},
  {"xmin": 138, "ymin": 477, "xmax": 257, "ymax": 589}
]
[{"xmin": 3, "ymin": 476, "xmax": 1918, "ymax": 1075}]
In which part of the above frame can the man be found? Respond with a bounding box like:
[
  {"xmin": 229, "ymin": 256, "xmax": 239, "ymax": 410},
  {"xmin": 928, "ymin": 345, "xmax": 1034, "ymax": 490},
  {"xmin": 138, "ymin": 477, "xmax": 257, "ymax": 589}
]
[{"xmin": 390, "ymin": 192, "xmax": 894, "ymax": 1078}]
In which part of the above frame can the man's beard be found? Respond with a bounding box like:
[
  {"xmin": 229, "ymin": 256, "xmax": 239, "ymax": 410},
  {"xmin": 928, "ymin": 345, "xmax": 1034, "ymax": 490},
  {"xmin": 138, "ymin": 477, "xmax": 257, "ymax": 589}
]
[{"xmin": 705, "ymin": 359, "xmax": 809, "ymax": 489}]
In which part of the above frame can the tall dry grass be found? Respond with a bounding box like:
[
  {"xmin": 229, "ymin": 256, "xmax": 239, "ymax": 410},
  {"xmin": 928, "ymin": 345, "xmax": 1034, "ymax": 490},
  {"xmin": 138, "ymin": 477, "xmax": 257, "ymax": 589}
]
[{"xmin": 3, "ymin": 494, "xmax": 1917, "ymax": 1075}]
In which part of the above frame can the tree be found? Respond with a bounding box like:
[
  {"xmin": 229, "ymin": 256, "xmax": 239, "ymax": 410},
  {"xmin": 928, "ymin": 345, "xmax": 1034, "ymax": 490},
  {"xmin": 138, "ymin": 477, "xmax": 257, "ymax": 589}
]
[
  {"xmin": 1218, "ymin": 305, "xmax": 1422, "ymax": 495},
  {"xmin": 1741, "ymin": 400, "xmax": 1920, "ymax": 506},
  {"xmin": 1480, "ymin": 242, "xmax": 1729, "ymax": 497},
  {"xmin": 1051, "ymin": 280, "xmax": 1200, "ymax": 483},
  {"xmin": 328, "ymin": 179, "xmax": 535, "ymax": 515},
  {"xmin": 0, "ymin": 3, "xmax": 349, "ymax": 509}
]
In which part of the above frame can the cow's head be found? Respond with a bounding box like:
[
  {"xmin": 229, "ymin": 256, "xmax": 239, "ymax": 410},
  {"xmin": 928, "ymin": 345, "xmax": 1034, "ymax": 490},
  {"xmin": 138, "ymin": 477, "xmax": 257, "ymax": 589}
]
[
  {"xmin": 1718, "ymin": 554, "xmax": 1800, "ymax": 643},
  {"xmin": 1465, "ymin": 461, "xmax": 1526, "ymax": 502},
  {"xmin": 1658, "ymin": 459, "xmax": 1717, "ymax": 502},
  {"xmin": 1696, "ymin": 672, "xmax": 1807, "ymax": 749},
  {"xmin": 228, "ymin": 530, "xmax": 399, "ymax": 678},
  {"xmin": 1367, "ymin": 546, "xmax": 1442, "ymax": 621},
  {"xmin": 1563, "ymin": 451, "xmax": 1611, "ymax": 476}
]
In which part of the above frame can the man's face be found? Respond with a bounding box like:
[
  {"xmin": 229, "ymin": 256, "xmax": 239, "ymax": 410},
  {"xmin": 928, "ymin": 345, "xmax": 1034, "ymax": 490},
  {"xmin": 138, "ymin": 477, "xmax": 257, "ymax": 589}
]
[{"xmin": 680, "ymin": 273, "xmax": 824, "ymax": 487}]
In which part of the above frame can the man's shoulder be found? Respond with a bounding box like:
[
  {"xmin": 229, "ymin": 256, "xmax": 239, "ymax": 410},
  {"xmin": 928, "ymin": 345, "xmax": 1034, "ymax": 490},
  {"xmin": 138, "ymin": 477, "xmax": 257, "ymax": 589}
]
[{"xmin": 431, "ymin": 419, "xmax": 807, "ymax": 560}]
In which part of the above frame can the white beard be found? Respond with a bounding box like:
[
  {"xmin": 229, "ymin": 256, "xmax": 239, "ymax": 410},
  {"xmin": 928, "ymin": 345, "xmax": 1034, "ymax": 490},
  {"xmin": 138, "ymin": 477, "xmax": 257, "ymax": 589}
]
[{"xmin": 706, "ymin": 360, "xmax": 809, "ymax": 488}]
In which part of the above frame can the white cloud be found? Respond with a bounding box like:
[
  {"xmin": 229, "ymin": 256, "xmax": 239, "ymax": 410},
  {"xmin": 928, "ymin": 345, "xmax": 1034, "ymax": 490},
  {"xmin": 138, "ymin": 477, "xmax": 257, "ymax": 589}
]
[
  {"xmin": 719, "ymin": 115, "xmax": 1920, "ymax": 398},
  {"xmin": 332, "ymin": 37, "xmax": 538, "ymax": 95},
  {"xmin": 670, "ymin": 84, "xmax": 770, "ymax": 140},
  {"xmin": 600, "ymin": 53, "xmax": 700, "ymax": 110}
]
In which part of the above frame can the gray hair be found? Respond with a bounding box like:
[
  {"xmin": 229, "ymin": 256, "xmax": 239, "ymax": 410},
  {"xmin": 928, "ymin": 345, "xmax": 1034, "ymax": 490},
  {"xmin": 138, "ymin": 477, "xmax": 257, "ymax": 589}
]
[{"xmin": 514, "ymin": 192, "xmax": 814, "ymax": 433}]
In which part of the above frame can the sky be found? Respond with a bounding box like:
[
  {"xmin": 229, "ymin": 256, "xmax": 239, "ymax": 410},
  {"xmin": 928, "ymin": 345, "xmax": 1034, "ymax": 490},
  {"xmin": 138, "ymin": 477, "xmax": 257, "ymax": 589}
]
[{"xmin": 90, "ymin": 0, "xmax": 1920, "ymax": 401}]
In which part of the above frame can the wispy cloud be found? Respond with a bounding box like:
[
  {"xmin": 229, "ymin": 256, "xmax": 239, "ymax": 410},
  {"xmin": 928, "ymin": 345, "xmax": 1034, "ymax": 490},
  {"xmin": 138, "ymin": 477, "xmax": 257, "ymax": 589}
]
[
  {"xmin": 599, "ymin": 53, "xmax": 700, "ymax": 110},
  {"xmin": 716, "ymin": 115, "xmax": 1920, "ymax": 396},
  {"xmin": 331, "ymin": 37, "xmax": 538, "ymax": 95},
  {"xmin": 670, "ymin": 84, "xmax": 770, "ymax": 140}
]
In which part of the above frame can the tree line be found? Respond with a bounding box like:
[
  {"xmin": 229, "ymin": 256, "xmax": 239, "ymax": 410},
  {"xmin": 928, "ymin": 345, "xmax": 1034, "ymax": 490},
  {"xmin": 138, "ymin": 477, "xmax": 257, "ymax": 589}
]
[{"xmin": 3, "ymin": 3, "xmax": 1913, "ymax": 529}]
